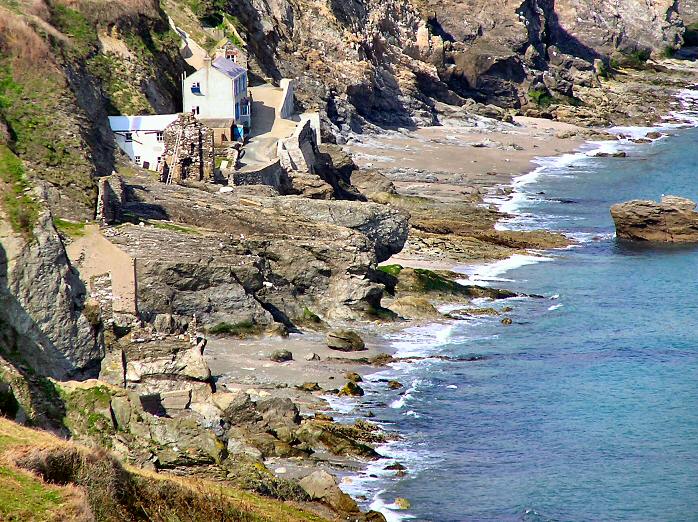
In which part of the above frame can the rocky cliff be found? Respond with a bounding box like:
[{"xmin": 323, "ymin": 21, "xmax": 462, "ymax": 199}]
[{"xmin": 216, "ymin": 0, "xmax": 689, "ymax": 137}]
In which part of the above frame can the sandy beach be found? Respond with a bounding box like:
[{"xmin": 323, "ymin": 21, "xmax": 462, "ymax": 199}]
[{"xmin": 203, "ymin": 115, "xmax": 591, "ymax": 409}]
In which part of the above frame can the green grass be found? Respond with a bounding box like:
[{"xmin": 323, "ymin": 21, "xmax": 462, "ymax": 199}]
[
  {"xmin": 87, "ymin": 54, "xmax": 153, "ymax": 115},
  {"xmin": 0, "ymin": 145, "xmax": 39, "ymax": 238},
  {"xmin": 378, "ymin": 264, "xmax": 403, "ymax": 277},
  {"xmin": 611, "ymin": 49, "xmax": 651, "ymax": 70},
  {"xmin": 528, "ymin": 87, "xmax": 555, "ymax": 108},
  {"xmin": 50, "ymin": 4, "xmax": 99, "ymax": 56},
  {"xmin": 53, "ymin": 218, "xmax": 87, "ymax": 237},
  {"xmin": 0, "ymin": 466, "xmax": 69, "ymax": 521},
  {"xmin": 298, "ymin": 307, "xmax": 321, "ymax": 324},
  {"xmin": 0, "ymin": 417, "xmax": 330, "ymax": 521}
]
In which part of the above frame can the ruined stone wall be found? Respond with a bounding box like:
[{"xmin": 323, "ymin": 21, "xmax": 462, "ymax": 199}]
[
  {"xmin": 96, "ymin": 176, "xmax": 126, "ymax": 225},
  {"xmin": 159, "ymin": 114, "xmax": 216, "ymax": 184}
]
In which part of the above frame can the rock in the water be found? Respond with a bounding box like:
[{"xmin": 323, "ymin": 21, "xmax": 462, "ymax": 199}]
[
  {"xmin": 611, "ymin": 196, "xmax": 698, "ymax": 242},
  {"xmin": 338, "ymin": 381, "xmax": 365, "ymax": 397},
  {"xmin": 299, "ymin": 470, "xmax": 360, "ymax": 513},
  {"xmin": 595, "ymin": 151, "xmax": 627, "ymax": 158},
  {"xmin": 304, "ymin": 352, "xmax": 321, "ymax": 361},
  {"xmin": 270, "ymin": 349, "xmax": 293, "ymax": 362},
  {"xmin": 326, "ymin": 329, "xmax": 366, "ymax": 352},
  {"xmin": 394, "ymin": 497, "xmax": 411, "ymax": 510},
  {"xmin": 388, "ymin": 380, "xmax": 403, "ymax": 390},
  {"xmin": 345, "ymin": 372, "xmax": 363, "ymax": 382},
  {"xmin": 501, "ymin": 317, "xmax": 513, "ymax": 325}
]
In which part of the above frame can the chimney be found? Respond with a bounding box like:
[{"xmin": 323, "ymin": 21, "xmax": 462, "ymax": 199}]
[{"xmin": 203, "ymin": 55, "xmax": 211, "ymax": 100}]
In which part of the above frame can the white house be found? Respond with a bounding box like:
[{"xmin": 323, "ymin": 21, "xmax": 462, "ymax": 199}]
[
  {"xmin": 108, "ymin": 114, "xmax": 179, "ymax": 171},
  {"xmin": 182, "ymin": 56, "xmax": 250, "ymax": 133}
]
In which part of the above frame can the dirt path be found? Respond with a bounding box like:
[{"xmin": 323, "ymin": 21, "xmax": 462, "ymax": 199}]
[
  {"xmin": 66, "ymin": 226, "xmax": 137, "ymax": 315},
  {"xmin": 168, "ymin": 16, "xmax": 208, "ymax": 70}
]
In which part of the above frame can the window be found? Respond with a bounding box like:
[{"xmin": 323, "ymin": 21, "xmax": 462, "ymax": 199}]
[
  {"xmin": 191, "ymin": 82, "xmax": 201, "ymax": 94},
  {"xmin": 134, "ymin": 155, "xmax": 141, "ymax": 164},
  {"xmin": 241, "ymin": 102, "xmax": 249, "ymax": 116},
  {"xmin": 125, "ymin": 132, "xmax": 133, "ymax": 142},
  {"xmin": 191, "ymin": 106, "xmax": 200, "ymax": 115},
  {"xmin": 156, "ymin": 131, "xmax": 164, "ymax": 142},
  {"xmin": 235, "ymin": 102, "xmax": 240, "ymax": 119}
]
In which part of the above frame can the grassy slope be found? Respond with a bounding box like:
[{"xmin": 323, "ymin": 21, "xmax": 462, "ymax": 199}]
[{"xmin": 0, "ymin": 418, "xmax": 330, "ymax": 522}]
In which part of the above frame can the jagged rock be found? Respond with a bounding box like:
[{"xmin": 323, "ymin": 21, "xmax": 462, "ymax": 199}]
[
  {"xmin": 388, "ymin": 380, "xmax": 403, "ymax": 390},
  {"xmin": 110, "ymin": 396, "xmax": 132, "ymax": 431},
  {"xmin": 212, "ymin": 391, "xmax": 260, "ymax": 425},
  {"xmin": 338, "ymin": 381, "xmax": 365, "ymax": 397},
  {"xmin": 150, "ymin": 416, "xmax": 226, "ymax": 467},
  {"xmin": 345, "ymin": 372, "xmax": 362, "ymax": 383},
  {"xmin": 256, "ymin": 397, "xmax": 301, "ymax": 429},
  {"xmin": 389, "ymin": 296, "xmax": 440, "ymax": 319},
  {"xmin": 327, "ymin": 329, "xmax": 366, "ymax": 352},
  {"xmin": 107, "ymin": 175, "xmax": 394, "ymax": 322},
  {"xmin": 611, "ymin": 196, "xmax": 698, "ymax": 242},
  {"xmin": 124, "ymin": 343, "xmax": 211, "ymax": 384},
  {"xmin": 0, "ymin": 213, "xmax": 103, "ymax": 380},
  {"xmin": 160, "ymin": 389, "xmax": 192, "ymax": 411},
  {"xmin": 298, "ymin": 470, "xmax": 360, "ymax": 513},
  {"xmin": 264, "ymin": 197, "xmax": 409, "ymax": 263},
  {"xmin": 501, "ymin": 318, "xmax": 513, "ymax": 325},
  {"xmin": 226, "ymin": 436, "xmax": 264, "ymax": 460},
  {"xmin": 270, "ymin": 349, "xmax": 293, "ymax": 363}
]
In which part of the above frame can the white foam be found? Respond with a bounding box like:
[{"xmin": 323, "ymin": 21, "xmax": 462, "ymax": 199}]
[
  {"xmin": 548, "ymin": 303, "xmax": 564, "ymax": 311},
  {"xmin": 460, "ymin": 253, "xmax": 554, "ymax": 285}
]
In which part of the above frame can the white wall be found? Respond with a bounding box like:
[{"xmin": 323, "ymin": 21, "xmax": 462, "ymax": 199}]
[
  {"xmin": 183, "ymin": 67, "xmax": 235, "ymax": 119},
  {"xmin": 113, "ymin": 131, "xmax": 166, "ymax": 171},
  {"xmin": 278, "ymin": 79, "xmax": 295, "ymax": 119}
]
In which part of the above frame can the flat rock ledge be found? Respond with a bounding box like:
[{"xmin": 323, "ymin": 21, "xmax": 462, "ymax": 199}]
[{"xmin": 611, "ymin": 196, "xmax": 698, "ymax": 242}]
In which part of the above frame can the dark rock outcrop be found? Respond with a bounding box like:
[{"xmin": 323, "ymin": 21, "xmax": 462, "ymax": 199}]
[{"xmin": 611, "ymin": 196, "xmax": 698, "ymax": 242}]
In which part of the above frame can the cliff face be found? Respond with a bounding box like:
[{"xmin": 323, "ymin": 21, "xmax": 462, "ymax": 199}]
[
  {"xmin": 0, "ymin": 215, "xmax": 103, "ymax": 380},
  {"xmin": 224, "ymin": 0, "xmax": 686, "ymax": 132}
]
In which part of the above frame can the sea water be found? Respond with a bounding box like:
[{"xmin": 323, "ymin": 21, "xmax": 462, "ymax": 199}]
[{"xmin": 344, "ymin": 110, "xmax": 698, "ymax": 521}]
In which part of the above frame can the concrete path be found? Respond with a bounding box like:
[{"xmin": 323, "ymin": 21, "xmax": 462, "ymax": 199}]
[{"xmin": 238, "ymin": 85, "xmax": 298, "ymax": 171}]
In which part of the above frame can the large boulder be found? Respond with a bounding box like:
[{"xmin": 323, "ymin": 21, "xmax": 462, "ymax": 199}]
[
  {"xmin": 611, "ymin": 196, "xmax": 698, "ymax": 242},
  {"xmin": 298, "ymin": 470, "xmax": 360, "ymax": 513},
  {"xmin": 326, "ymin": 329, "xmax": 366, "ymax": 352}
]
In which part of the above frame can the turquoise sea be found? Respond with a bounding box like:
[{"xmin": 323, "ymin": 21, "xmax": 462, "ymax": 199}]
[{"xmin": 342, "ymin": 92, "xmax": 698, "ymax": 521}]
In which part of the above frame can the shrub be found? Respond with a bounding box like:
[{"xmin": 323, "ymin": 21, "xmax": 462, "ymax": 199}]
[{"xmin": 528, "ymin": 87, "xmax": 554, "ymax": 108}]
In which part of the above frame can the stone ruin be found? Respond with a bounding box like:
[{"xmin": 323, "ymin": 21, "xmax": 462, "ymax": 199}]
[{"xmin": 158, "ymin": 113, "xmax": 217, "ymax": 184}]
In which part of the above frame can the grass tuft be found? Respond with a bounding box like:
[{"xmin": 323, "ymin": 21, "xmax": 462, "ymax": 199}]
[{"xmin": 0, "ymin": 145, "xmax": 39, "ymax": 238}]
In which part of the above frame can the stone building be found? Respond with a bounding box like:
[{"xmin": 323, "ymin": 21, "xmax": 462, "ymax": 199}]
[
  {"xmin": 158, "ymin": 113, "xmax": 217, "ymax": 184},
  {"xmin": 214, "ymin": 39, "xmax": 248, "ymax": 69}
]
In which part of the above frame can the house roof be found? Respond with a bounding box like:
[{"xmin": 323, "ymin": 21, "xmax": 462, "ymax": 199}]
[
  {"xmin": 108, "ymin": 114, "xmax": 179, "ymax": 132},
  {"xmin": 212, "ymin": 57, "xmax": 246, "ymax": 80},
  {"xmin": 199, "ymin": 118, "xmax": 236, "ymax": 128}
]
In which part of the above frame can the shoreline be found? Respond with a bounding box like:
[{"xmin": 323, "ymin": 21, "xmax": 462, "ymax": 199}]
[
  {"xmin": 344, "ymin": 84, "xmax": 698, "ymax": 519},
  {"xmin": 202, "ymin": 70, "xmax": 698, "ymax": 520}
]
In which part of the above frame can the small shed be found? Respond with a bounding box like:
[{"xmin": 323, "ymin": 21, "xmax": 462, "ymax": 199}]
[{"xmin": 199, "ymin": 118, "xmax": 237, "ymax": 145}]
